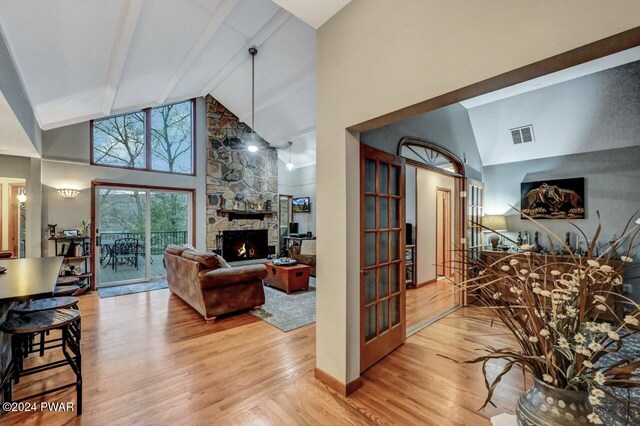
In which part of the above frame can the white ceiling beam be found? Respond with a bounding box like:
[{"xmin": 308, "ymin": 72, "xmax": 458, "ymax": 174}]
[
  {"xmin": 157, "ymin": 0, "xmax": 239, "ymax": 104},
  {"xmin": 201, "ymin": 9, "xmax": 291, "ymax": 96},
  {"xmin": 101, "ymin": 0, "xmax": 144, "ymax": 116},
  {"xmin": 270, "ymin": 125, "xmax": 316, "ymax": 148},
  {"xmin": 235, "ymin": 60, "xmax": 315, "ymax": 122}
]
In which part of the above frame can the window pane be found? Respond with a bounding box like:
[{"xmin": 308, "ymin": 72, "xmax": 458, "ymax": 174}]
[
  {"xmin": 93, "ymin": 112, "xmax": 146, "ymax": 168},
  {"xmin": 151, "ymin": 101, "xmax": 193, "ymax": 174}
]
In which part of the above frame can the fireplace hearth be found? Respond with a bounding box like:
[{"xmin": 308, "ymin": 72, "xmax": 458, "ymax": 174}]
[{"xmin": 222, "ymin": 230, "xmax": 268, "ymax": 262}]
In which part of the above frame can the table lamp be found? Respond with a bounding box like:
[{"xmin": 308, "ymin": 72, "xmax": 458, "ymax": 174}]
[{"xmin": 482, "ymin": 215, "xmax": 507, "ymax": 250}]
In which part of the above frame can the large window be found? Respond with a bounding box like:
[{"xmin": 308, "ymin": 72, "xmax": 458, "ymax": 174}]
[{"xmin": 92, "ymin": 99, "xmax": 194, "ymax": 175}]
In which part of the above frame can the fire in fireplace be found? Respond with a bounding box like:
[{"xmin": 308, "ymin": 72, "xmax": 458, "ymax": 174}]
[{"xmin": 222, "ymin": 230, "xmax": 268, "ymax": 262}]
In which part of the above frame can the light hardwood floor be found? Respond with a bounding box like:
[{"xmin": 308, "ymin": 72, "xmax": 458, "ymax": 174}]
[
  {"xmin": 2, "ymin": 289, "xmax": 525, "ymax": 425},
  {"xmin": 406, "ymin": 277, "xmax": 456, "ymax": 328}
]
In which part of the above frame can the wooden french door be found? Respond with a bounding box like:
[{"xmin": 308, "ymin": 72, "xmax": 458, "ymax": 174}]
[
  {"xmin": 360, "ymin": 144, "xmax": 406, "ymax": 372},
  {"xmin": 436, "ymin": 188, "xmax": 451, "ymax": 277}
]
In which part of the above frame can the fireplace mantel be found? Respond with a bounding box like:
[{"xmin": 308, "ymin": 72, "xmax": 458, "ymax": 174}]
[{"xmin": 216, "ymin": 209, "xmax": 274, "ymax": 221}]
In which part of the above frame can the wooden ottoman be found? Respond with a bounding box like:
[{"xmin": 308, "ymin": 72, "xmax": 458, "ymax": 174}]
[{"xmin": 263, "ymin": 262, "xmax": 310, "ymax": 294}]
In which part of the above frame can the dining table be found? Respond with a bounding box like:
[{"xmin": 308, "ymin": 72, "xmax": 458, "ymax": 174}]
[
  {"xmin": 0, "ymin": 256, "xmax": 65, "ymax": 375},
  {"xmin": 0, "ymin": 256, "xmax": 64, "ymax": 302}
]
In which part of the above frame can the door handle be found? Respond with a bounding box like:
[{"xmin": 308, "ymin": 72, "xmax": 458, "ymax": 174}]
[{"xmin": 361, "ymin": 269, "xmax": 369, "ymax": 276}]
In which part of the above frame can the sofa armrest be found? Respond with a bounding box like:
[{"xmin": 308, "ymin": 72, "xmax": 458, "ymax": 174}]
[{"xmin": 199, "ymin": 264, "xmax": 268, "ymax": 290}]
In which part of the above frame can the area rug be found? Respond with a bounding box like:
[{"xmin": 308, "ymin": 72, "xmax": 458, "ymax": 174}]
[
  {"xmin": 251, "ymin": 277, "xmax": 316, "ymax": 332},
  {"xmin": 98, "ymin": 280, "xmax": 168, "ymax": 298}
]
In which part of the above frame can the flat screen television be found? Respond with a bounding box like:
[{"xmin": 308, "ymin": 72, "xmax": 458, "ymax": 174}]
[{"xmin": 292, "ymin": 197, "xmax": 311, "ymax": 213}]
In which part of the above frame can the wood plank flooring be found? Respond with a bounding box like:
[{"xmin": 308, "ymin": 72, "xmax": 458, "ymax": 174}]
[
  {"xmin": 406, "ymin": 277, "xmax": 456, "ymax": 328},
  {"xmin": 1, "ymin": 289, "xmax": 525, "ymax": 425}
]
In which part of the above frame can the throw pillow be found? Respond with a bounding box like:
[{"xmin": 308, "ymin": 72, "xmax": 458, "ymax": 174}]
[
  {"xmin": 165, "ymin": 244, "xmax": 189, "ymax": 256},
  {"xmin": 300, "ymin": 240, "xmax": 316, "ymax": 256},
  {"xmin": 182, "ymin": 250, "xmax": 224, "ymax": 270}
]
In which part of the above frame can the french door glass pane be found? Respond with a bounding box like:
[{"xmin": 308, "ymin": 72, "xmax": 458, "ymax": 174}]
[
  {"xmin": 378, "ymin": 299, "xmax": 389, "ymax": 332},
  {"xmin": 98, "ymin": 189, "xmax": 147, "ymax": 285},
  {"xmin": 365, "ymin": 269, "xmax": 376, "ymax": 304},
  {"xmin": 150, "ymin": 191, "xmax": 189, "ymax": 277},
  {"xmin": 365, "ymin": 306, "xmax": 376, "ymax": 341},
  {"xmin": 379, "ymin": 198, "xmax": 388, "ymax": 229},
  {"xmin": 391, "ymin": 166, "xmax": 400, "ymax": 196},
  {"xmin": 391, "ymin": 295, "xmax": 400, "ymax": 326},
  {"xmin": 390, "ymin": 198, "xmax": 399, "ymax": 228},
  {"xmin": 365, "ymin": 233, "xmax": 376, "ymax": 266},
  {"xmin": 390, "ymin": 262, "xmax": 400, "ymax": 293},
  {"xmin": 390, "ymin": 231, "xmax": 399, "ymax": 260},
  {"xmin": 378, "ymin": 163, "xmax": 389, "ymax": 194},
  {"xmin": 378, "ymin": 265, "xmax": 389, "ymax": 298},
  {"xmin": 365, "ymin": 159, "xmax": 376, "ymax": 193},
  {"xmin": 379, "ymin": 232, "xmax": 388, "ymax": 263},
  {"xmin": 365, "ymin": 196, "xmax": 376, "ymax": 229}
]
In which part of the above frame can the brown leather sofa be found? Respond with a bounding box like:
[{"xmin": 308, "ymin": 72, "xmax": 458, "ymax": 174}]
[
  {"xmin": 164, "ymin": 245, "xmax": 267, "ymax": 322},
  {"xmin": 289, "ymin": 245, "xmax": 316, "ymax": 276},
  {"xmin": 0, "ymin": 250, "xmax": 12, "ymax": 259}
]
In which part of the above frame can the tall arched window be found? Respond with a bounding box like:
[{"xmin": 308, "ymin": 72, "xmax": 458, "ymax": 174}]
[{"xmin": 397, "ymin": 137, "xmax": 465, "ymax": 176}]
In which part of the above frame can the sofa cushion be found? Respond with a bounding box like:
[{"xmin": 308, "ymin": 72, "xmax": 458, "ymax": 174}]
[
  {"xmin": 165, "ymin": 244, "xmax": 190, "ymax": 256},
  {"xmin": 182, "ymin": 250, "xmax": 226, "ymax": 270}
]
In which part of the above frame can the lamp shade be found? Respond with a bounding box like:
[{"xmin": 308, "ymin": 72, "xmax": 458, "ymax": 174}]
[{"xmin": 482, "ymin": 215, "xmax": 507, "ymax": 232}]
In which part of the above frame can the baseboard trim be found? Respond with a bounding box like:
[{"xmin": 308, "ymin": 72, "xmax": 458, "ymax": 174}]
[
  {"xmin": 314, "ymin": 368, "xmax": 363, "ymax": 396},
  {"xmin": 416, "ymin": 278, "xmax": 437, "ymax": 288}
]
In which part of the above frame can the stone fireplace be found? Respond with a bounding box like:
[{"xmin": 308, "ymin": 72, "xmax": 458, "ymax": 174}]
[
  {"xmin": 205, "ymin": 95, "xmax": 279, "ymax": 253},
  {"xmin": 222, "ymin": 230, "xmax": 268, "ymax": 262}
]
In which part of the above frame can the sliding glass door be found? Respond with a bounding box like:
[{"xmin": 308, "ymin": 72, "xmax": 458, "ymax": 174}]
[{"xmin": 96, "ymin": 186, "xmax": 191, "ymax": 287}]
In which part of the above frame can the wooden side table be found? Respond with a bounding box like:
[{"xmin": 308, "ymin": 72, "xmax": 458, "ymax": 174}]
[{"xmin": 263, "ymin": 262, "xmax": 310, "ymax": 294}]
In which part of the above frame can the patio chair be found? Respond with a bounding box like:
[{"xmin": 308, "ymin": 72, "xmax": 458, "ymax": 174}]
[{"xmin": 111, "ymin": 238, "xmax": 140, "ymax": 272}]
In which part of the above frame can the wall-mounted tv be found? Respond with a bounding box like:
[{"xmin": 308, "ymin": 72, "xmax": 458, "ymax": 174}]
[{"xmin": 292, "ymin": 197, "xmax": 311, "ymax": 213}]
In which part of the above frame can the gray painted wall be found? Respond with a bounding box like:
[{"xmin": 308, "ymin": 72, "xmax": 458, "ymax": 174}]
[
  {"xmin": 0, "ymin": 31, "xmax": 40, "ymax": 153},
  {"xmin": 278, "ymin": 162, "xmax": 316, "ymax": 235},
  {"xmin": 40, "ymin": 97, "xmax": 208, "ymax": 254},
  {"xmin": 360, "ymin": 103, "xmax": 483, "ymax": 181},
  {"xmin": 484, "ymin": 146, "xmax": 640, "ymax": 300}
]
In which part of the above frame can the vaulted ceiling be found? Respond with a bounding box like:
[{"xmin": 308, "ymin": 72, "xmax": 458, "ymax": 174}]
[{"xmin": 0, "ymin": 0, "xmax": 337, "ymax": 167}]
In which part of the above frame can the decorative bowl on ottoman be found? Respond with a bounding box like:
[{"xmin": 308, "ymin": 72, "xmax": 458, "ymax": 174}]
[{"xmin": 273, "ymin": 257, "xmax": 297, "ymax": 266}]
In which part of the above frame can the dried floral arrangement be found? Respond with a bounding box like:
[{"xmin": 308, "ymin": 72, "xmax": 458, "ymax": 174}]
[{"xmin": 450, "ymin": 212, "xmax": 640, "ymax": 424}]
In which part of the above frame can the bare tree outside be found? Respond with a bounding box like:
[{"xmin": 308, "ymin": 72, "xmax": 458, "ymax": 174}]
[
  {"xmin": 94, "ymin": 101, "xmax": 193, "ymax": 269},
  {"xmin": 151, "ymin": 101, "xmax": 193, "ymax": 173}
]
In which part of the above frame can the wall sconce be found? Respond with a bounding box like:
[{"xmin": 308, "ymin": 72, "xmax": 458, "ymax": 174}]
[
  {"xmin": 16, "ymin": 188, "xmax": 27, "ymax": 203},
  {"xmin": 57, "ymin": 188, "xmax": 80, "ymax": 199}
]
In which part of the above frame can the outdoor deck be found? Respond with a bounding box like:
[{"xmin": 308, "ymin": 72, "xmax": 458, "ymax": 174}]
[{"xmin": 98, "ymin": 253, "xmax": 166, "ymax": 284}]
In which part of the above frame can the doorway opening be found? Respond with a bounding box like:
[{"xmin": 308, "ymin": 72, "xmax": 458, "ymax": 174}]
[
  {"xmin": 399, "ymin": 138, "xmax": 465, "ymax": 336},
  {"xmin": 0, "ymin": 178, "xmax": 27, "ymax": 258}
]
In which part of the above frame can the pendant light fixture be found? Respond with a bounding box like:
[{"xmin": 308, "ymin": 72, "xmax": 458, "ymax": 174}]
[
  {"xmin": 285, "ymin": 141, "xmax": 295, "ymax": 171},
  {"xmin": 245, "ymin": 46, "xmax": 259, "ymax": 153}
]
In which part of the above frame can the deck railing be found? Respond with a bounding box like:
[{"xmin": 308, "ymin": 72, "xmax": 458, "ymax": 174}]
[{"xmin": 99, "ymin": 231, "xmax": 188, "ymax": 255}]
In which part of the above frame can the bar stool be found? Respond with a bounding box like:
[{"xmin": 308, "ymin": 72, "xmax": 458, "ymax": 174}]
[
  {"xmin": 0, "ymin": 308, "xmax": 82, "ymax": 415},
  {"xmin": 53, "ymin": 285, "xmax": 81, "ymax": 296},
  {"xmin": 12, "ymin": 297, "xmax": 80, "ymax": 357},
  {"xmin": 56, "ymin": 276, "xmax": 80, "ymax": 286}
]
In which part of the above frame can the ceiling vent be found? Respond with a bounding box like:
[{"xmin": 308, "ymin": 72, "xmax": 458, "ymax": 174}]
[{"xmin": 510, "ymin": 125, "xmax": 535, "ymax": 144}]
